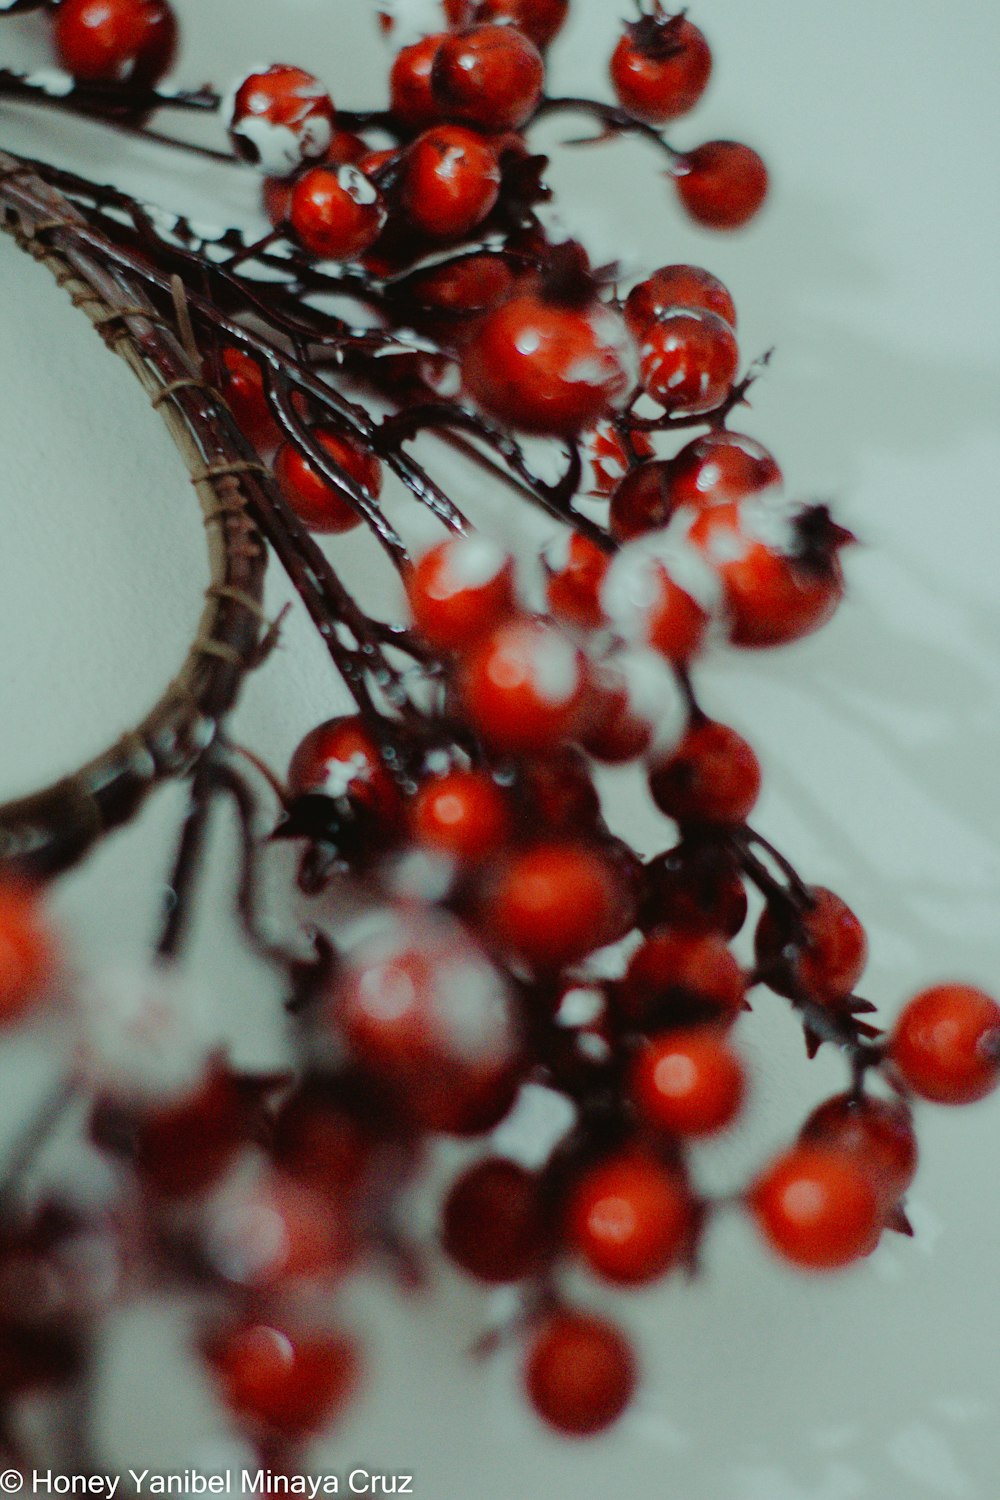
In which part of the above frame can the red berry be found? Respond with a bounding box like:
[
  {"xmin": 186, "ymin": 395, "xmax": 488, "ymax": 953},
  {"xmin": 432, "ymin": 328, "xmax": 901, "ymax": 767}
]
[
  {"xmin": 442, "ymin": 1158, "xmax": 546, "ymax": 1281},
  {"xmin": 755, "ymin": 886, "xmax": 868, "ymax": 1001},
  {"xmin": 432, "ymin": 24, "xmax": 544, "ymax": 132},
  {"xmin": 204, "ymin": 1321, "xmax": 360, "ymax": 1440},
  {"xmin": 489, "ymin": 842, "xmax": 624, "ymax": 971},
  {"xmin": 749, "ymin": 1145, "xmax": 881, "ymax": 1270},
  {"xmin": 405, "ymin": 251, "xmax": 516, "ymax": 315},
  {"xmin": 463, "ymin": 295, "xmax": 631, "ymax": 436},
  {"xmin": 640, "ymin": 841, "xmax": 747, "ymax": 938},
  {"xmin": 261, "ymin": 130, "xmax": 367, "ymax": 226},
  {"xmin": 648, "ymin": 718, "xmax": 761, "ymax": 826},
  {"xmin": 53, "ymin": 0, "xmax": 177, "ymax": 87},
  {"xmin": 401, "ymin": 126, "xmax": 501, "ymax": 239},
  {"xmin": 390, "ymin": 34, "xmax": 446, "ymax": 127},
  {"xmin": 544, "ymin": 532, "xmax": 611, "ymax": 630},
  {"xmin": 459, "ymin": 618, "xmax": 590, "ymax": 753},
  {"xmin": 639, "ymin": 308, "xmax": 739, "ymax": 416},
  {"xmin": 601, "ymin": 543, "xmax": 711, "ymax": 663},
  {"xmin": 582, "ymin": 663, "xmax": 656, "ymax": 764},
  {"xmin": 288, "ymin": 716, "xmax": 402, "ymax": 821},
  {"xmin": 474, "ymin": 0, "xmax": 568, "ymax": 49},
  {"xmin": 689, "ymin": 498, "xmax": 848, "ymax": 647},
  {"xmin": 610, "ymin": 13, "xmax": 711, "ymax": 125},
  {"xmin": 215, "ymin": 349, "xmax": 280, "ymax": 450},
  {"xmin": 411, "ymin": 768, "xmax": 511, "ymax": 864},
  {"xmin": 620, "ymin": 928, "xmax": 746, "ymax": 1027},
  {"xmin": 800, "ymin": 1093, "xmax": 918, "ymax": 1207},
  {"xmin": 632, "ymin": 1027, "xmax": 745, "ymax": 1137},
  {"xmin": 625, "ymin": 264, "xmax": 736, "ymax": 340},
  {"xmin": 333, "ymin": 923, "xmax": 518, "ymax": 1132},
  {"xmin": 676, "ymin": 141, "xmax": 769, "ymax": 230},
  {"xmin": 525, "ymin": 1310, "xmax": 636, "ymax": 1437},
  {"xmin": 584, "ymin": 421, "xmax": 656, "ymax": 498},
  {"xmin": 667, "ymin": 431, "xmax": 781, "ymax": 512},
  {"xmin": 272, "ymin": 1076, "xmax": 398, "ymax": 1200},
  {"xmin": 0, "ymin": 884, "xmax": 53, "ymax": 1026},
  {"xmin": 134, "ymin": 1068, "xmax": 249, "ymax": 1198},
  {"xmin": 407, "ymin": 534, "xmax": 515, "ymax": 651},
  {"xmin": 609, "ymin": 461, "xmax": 675, "ymax": 540},
  {"xmin": 274, "ymin": 428, "xmax": 381, "ymax": 533},
  {"xmin": 518, "ymin": 747, "xmax": 601, "ymax": 832},
  {"xmin": 290, "ymin": 164, "xmax": 386, "ymax": 260},
  {"xmin": 228, "ymin": 66, "xmax": 336, "ymax": 178},
  {"xmin": 889, "ymin": 986, "xmax": 1000, "ymax": 1105},
  {"xmin": 567, "ymin": 1152, "xmax": 692, "ymax": 1284}
]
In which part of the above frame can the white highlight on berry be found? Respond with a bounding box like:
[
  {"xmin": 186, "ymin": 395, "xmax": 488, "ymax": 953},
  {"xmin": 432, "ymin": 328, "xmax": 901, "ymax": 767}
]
[
  {"xmin": 608, "ymin": 646, "xmax": 687, "ymax": 753},
  {"xmin": 319, "ymin": 750, "xmax": 371, "ymax": 799},
  {"xmin": 528, "ymin": 629, "xmax": 582, "ymax": 706},
  {"xmin": 438, "ymin": 534, "xmax": 510, "ymax": 592}
]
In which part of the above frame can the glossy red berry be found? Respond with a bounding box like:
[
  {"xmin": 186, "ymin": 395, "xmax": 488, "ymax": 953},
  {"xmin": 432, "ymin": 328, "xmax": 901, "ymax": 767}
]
[
  {"xmin": 889, "ymin": 986, "xmax": 1000, "ymax": 1105},
  {"xmin": 489, "ymin": 842, "xmax": 624, "ymax": 971},
  {"xmin": 290, "ymin": 165, "xmax": 386, "ymax": 259},
  {"xmin": 624, "ymin": 264, "xmax": 736, "ymax": 340},
  {"xmin": 638, "ymin": 308, "xmax": 739, "ymax": 416},
  {"xmin": 261, "ymin": 130, "xmax": 367, "ymax": 227},
  {"xmin": 432, "ymin": 24, "xmax": 544, "ymax": 132},
  {"xmin": 601, "ymin": 544, "xmax": 711, "ymax": 663},
  {"xmin": 667, "ymin": 431, "xmax": 781, "ymax": 512},
  {"xmin": 411, "ymin": 768, "xmax": 511, "ymax": 864},
  {"xmin": 215, "ymin": 349, "xmax": 280, "ymax": 450},
  {"xmin": 525, "ymin": 1310, "xmax": 637, "ymax": 1437},
  {"xmin": 401, "ymin": 126, "xmax": 501, "ymax": 239},
  {"xmin": 390, "ymin": 34, "xmax": 446, "ymax": 127},
  {"xmin": 749, "ymin": 1145, "xmax": 881, "ymax": 1270},
  {"xmin": 633, "ymin": 1027, "xmax": 745, "ymax": 1138},
  {"xmin": 405, "ymin": 251, "xmax": 516, "ymax": 316},
  {"xmin": 689, "ymin": 498, "xmax": 848, "ymax": 647},
  {"xmin": 463, "ymin": 295, "xmax": 631, "ymax": 436},
  {"xmin": 228, "ymin": 66, "xmax": 336, "ymax": 178},
  {"xmin": 800, "ymin": 1093, "xmax": 918, "ymax": 1207},
  {"xmin": 459, "ymin": 618, "xmax": 590, "ymax": 753},
  {"xmin": 407, "ymin": 535, "xmax": 515, "ymax": 651},
  {"xmin": 640, "ymin": 841, "xmax": 747, "ymax": 938},
  {"xmin": 544, "ymin": 532, "xmax": 611, "ymax": 630},
  {"xmin": 134, "ymin": 1069, "xmax": 249, "ymax": 1198},
  {"xmin": 676, "ymin": 141, "xmax": 769, "ymax": 230},
  {"xmin": 648, "ymin": 718, "xmax": 761, "ymax": 826},
  {"xmin": 620, "ymin": 928, "xmax": 746, "ymax": 1027},
  {"xmin": 442, "ymin": 1158, "xmax": 546, "ymax": 1282},
  {"xmin": 0, "ymin": 884, "xmax": 53, "ymax": 1026},
  {"xmin": 274, "ymin": 428, "xmax": 381, "ymax": 533},
  {"xmin": 610, "ymin": 13, "xmax": 711, "ymax": 124},
  {"xmin": 519, "ymin": 747, "xmax": 601, "ymax": 832},
  {"xmin": 288, "ymin": 716, "xmax": 402, "ymax": 822},
  {"xmin": 333, "ymin": 923, "xmax": 518, "ymax": 1132},
  {"xmin": 474, "ymin": 0, "xmax": 569, "ymax": 49},
  {"xmin": 755, "ymin": 886, "xmax": 867, "ymax": 1001},
  {"xmin": 609, "ymin": 461, "xmax": 675, "ymax": 540},
  {"xmin": 204, "ymin": 1321, "xmax": 360, "ymax": 1440},
  {"xmin": 53, "ymin": 0, "xmax": 177, "ymax": 87},
  {"xmin": 567, "ymin": 1152, "xmax": 693, "ymax": 1284}
]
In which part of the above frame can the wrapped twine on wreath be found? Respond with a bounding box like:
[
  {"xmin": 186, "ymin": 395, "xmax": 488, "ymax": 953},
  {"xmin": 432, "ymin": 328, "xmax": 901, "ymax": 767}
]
[{"xmin": 0, "ymin": 153, "xmax": 269, "ymax": 879}]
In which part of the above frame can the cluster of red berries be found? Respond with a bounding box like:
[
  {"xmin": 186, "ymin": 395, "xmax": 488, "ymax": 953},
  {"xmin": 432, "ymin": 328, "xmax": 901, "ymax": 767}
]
[{"xmin": 3, "ymin": 0, "xmax": 997, "ymax": 1463}]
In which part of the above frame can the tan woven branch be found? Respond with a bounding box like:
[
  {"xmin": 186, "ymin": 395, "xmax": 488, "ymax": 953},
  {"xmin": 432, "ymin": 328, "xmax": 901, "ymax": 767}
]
[{"xmin": 0, "ymin": 154, "xmax": 268, "ymax": 879}]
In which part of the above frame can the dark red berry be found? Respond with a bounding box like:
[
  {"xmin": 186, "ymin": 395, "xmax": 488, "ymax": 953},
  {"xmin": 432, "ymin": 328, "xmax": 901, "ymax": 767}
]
[
  {"xmin": 288, "ymin": 716, "xmax": 402, "ymax": 822},
  {"xmin": 610, "ymin": 14, "xmax": 711, "ymax": 124},
  {"xmin": 401, "ymin": 126, "xmax": 501, "ymax": 239},
  {"xmin": 667, "ymin": 431, "xmax": 781, "ymax": 511},
  {"xmin": 609, "ymin": 461, "xmax": 676, "ymax": 540},
  {"xmin": 274, "ymin": 428, "xmax": 381, "ymax": 533},
  {"xmin": 463, "ymin": 295, "xmax": 631, "ymax": 436},
  {"xmin": 800, "ymin": 1093, "xmax": 918, "ymax": 1206},
  {"xmin": 749, "ymin": 1145, "xmax": 881, "ymax": 1270},
  {"xmin": 54, "ymin": 0, "xmax": 177, "ymax": 87},
  {"xmin": 390, "ymin": 34, "xmax": 446, "ymax": 127},
  {"xmin": 676, "ymin": 141, "xmax": 769, "ymax": 230},
  {"xmin": 443, "ymin": 1158, "xmax": 546, "ymax": 1281},
  {"xmin": 459, "ymin": 618, "xmax": 590, "ymax": 752},
  {"xmin": 204, "ymin": 1321, "xmax": 360, "ymax": 1440},
  {"xmin": 0, "ymin": 883, "xmax": 54, "ymax": 1027},
  {"xmin": 406, "ymin": 535, "xmax": 515, "ymax": 651},
  {"xmin": 625, "ymin": 264, "xmax": 736, "ymax": 340},
  {"xmin": 648, "ymin": 718, "xmax": 761, "ymax": 826},
  {"xmin": 228, "ymin": 65, "xmax": 336, "ymax": 177},
  {"xmin": 640, "ymin": 841, "xmax": 747, "ymax": 937},
  {"xmin": 489, "ymin": 842, "xmax": 624, "ymax": 971},
  {"xmin": 632, "ymin": 1027, "xmax": 746, "ymax": 1137},
  {"xmin": 474, "ymin": 0, "xmax": 568, "ymax": 49},
  {"xmin": 620, "ymin": 928, "xmax": 746, "ymax": 1027},
  {"xmin": 411, "ymin": 768, "xmax": 511, "ymax": 865},
  {"xmin": 432, "ymin": 24, "xmax": 544, "ymax": 132},
  {"xmin": 567, "ymin": 1152, "xmax": 693, "ymax": 1284},
  {"xmin": 755, "ymin": 887, "xmax": 867, "ymax": 1001},
  {"xmin": 638, "ymin": 308, "xmax": 739, "ymax": 416},
  {"xmin": 290, "ymin": 165, "xmax": 386, "ymax": 260}
]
